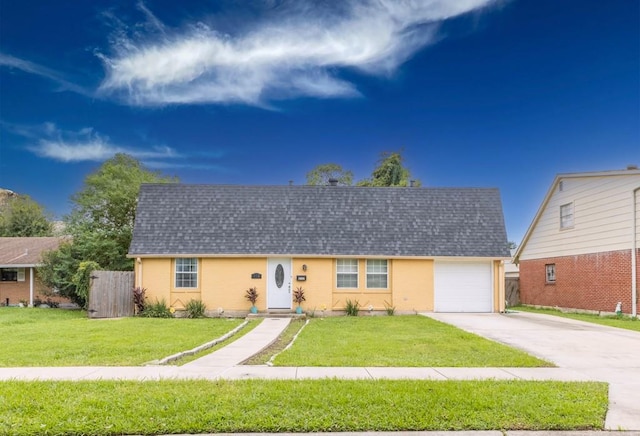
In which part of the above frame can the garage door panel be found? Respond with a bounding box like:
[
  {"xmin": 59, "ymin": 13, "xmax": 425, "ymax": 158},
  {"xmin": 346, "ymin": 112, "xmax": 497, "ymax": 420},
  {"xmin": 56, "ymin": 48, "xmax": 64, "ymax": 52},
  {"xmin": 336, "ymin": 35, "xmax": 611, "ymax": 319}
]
[{"xmin": 434, "ymin": 261, "xmax": 492, "ymax": 312}]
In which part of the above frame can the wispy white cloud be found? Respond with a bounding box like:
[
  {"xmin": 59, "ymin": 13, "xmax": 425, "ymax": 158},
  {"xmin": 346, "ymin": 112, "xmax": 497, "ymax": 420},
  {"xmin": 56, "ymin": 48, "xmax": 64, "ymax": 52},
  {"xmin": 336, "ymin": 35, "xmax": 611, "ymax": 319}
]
[
  {"xmin": 2, "ymin": 121, "xmax": 186, "ymax": 164},
  {"xmin": 98, "ymin": 0, "xmax": 497, "ymax": 106},
  {"xmin": 26, "ymin": 123, "xmax": 178, "ymax": 163},
  {"xmin": 0, "ymin": 53, "xmax": 92, "ymax": 96},
  {"xmin": 3, "ymin": 120, "xmax": 227, "ymax": 170}
]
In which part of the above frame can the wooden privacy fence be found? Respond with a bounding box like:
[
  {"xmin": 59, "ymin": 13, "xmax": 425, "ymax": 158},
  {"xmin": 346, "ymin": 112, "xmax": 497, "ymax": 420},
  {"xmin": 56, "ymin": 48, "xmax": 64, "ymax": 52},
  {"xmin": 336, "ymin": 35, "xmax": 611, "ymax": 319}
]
[
  {"xmin": 505, "ymin": 277, "xmax": 520, "ymax": 308},
  {"xmin": 88, "ymin": 271, "xmax": 134, "ymax": 318}
]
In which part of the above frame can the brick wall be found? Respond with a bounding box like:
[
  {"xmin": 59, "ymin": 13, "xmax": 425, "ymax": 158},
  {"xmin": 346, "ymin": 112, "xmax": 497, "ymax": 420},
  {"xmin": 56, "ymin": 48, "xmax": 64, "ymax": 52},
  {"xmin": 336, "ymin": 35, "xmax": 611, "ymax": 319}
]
[
  {"xmin": 519, "ymin": 249, "xmax": 640, "ymax": 314},
  {"xmin": 0, "ymin": 268, "xmax": 69, "ymax": 306}
]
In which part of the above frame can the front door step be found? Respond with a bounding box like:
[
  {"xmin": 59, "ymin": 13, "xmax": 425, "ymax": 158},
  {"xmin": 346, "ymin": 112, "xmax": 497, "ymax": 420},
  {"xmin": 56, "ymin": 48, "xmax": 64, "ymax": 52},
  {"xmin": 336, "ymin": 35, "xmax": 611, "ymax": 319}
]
[{"xmin": 246, "ymin": 311, "xmax": 306, "ymax": 319}]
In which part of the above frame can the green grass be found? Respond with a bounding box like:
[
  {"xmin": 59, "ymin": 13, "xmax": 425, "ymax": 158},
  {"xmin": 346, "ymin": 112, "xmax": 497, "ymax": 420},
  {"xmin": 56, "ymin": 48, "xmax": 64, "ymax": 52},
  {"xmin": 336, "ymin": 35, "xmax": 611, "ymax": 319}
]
[
  {"xmin": 273, "ymin": 316, "xmax": 551, "ymax": 367},
  {"xmin": 244, "ymin": 319, "xmax": 306, "ymax": 365},
  {"xmin": 514, "ymin": 306, "xmax": 640, "ymax": 332},
  {"xmin": 0, "ymin": 308, "xmax": 245, "ymax": 366},
  {"xmin": 0, "ymin": 379, "xmax": 607, "ymax": 434}
]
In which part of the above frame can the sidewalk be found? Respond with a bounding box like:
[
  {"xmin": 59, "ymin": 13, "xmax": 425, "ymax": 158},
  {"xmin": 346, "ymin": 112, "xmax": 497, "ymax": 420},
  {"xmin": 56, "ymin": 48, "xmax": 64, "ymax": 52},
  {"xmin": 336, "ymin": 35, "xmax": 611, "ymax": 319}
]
[{"xmin": 0, "ymin": 315, "xmax": 638, "ymax": 431}]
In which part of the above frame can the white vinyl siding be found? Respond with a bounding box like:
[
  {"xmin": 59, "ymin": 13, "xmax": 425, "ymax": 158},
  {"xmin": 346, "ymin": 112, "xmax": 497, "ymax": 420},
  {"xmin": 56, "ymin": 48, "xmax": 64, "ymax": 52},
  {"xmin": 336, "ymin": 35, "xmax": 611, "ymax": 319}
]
[
  {"xmin": 336, "ymin": 259, "xmax": 358, "ymax": 288},
  {"xmin": 520, "ymin": 174, "xmax": 640, "ymax": 260},
  {"xmin": 175, "ymin": 258, "xmax": 198, "ymax": 288},
  {"xmin": 366, "ymin": 259, "xmax": 388, "ymax": 288}
]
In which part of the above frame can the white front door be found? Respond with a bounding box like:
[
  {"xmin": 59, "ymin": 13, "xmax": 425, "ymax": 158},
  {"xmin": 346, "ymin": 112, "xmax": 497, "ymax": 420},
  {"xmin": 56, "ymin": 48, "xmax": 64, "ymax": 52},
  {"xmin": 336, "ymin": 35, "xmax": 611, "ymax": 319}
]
[{"xmin": 267, "ymin": 258, "xmax": 292, "ymax": 309}]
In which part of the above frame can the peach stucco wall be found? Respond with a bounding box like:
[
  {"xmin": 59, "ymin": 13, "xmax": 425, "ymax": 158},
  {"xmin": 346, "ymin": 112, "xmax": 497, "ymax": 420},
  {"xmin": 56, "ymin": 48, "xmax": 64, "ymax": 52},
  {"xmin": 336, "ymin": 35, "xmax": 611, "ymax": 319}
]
[{"xmin": 136, "ymin": 256, "xmax": 503, "ymax": 314}]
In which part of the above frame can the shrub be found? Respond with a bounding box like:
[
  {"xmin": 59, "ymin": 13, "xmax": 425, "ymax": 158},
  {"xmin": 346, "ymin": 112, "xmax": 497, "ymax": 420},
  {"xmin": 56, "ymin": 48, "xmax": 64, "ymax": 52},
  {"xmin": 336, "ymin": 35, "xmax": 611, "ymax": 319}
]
[
  {"xmin": 141, "ymin": 299, "xmax": 173, "ymax": 318},
  {"xmin": 185, "ymin": 299, "xmax": 207, "ymax": 318},
  {"xmin": 245, "ymin": 287, "xmax": 259, "ymax": 306},
  {"xmin": 72, "ymin": 261, "xmax": 100, "ymax": 309},
  {"xmin": 344, "ymin": 299, "xmax": 360, "ymax": 316},
  {"xmin": 384, "ymin": 301, "xmax": 395, "ymax": 316},
  {"xmin": 132, "ymin": 287, "xmax": 146, "ymax": 315},
  {"xmin": 293, "ymin": 287, "xmax": 306, "ymax": 305}
]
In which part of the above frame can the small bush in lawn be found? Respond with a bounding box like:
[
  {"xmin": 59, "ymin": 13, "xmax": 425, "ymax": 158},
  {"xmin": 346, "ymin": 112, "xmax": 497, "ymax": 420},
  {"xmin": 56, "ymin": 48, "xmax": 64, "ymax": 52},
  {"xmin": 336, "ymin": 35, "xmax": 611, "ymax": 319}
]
[
  {"xmin": 384, "ymin": 301, "xmax": 395, "ymax": 316},
  {"xmin": 141, "ymin": 299, "xmax": 173, "ymax": 318},
  {"xmin": 185, "ymin": 299, "xmax": 207, "ymax": 318},
  {"xmin": 344, "ymin": 299, "xmax": 360, "ymax": 316},
  {"xmin": 132, "ymin": 287, "xmax": 146, "ymax": 315}
]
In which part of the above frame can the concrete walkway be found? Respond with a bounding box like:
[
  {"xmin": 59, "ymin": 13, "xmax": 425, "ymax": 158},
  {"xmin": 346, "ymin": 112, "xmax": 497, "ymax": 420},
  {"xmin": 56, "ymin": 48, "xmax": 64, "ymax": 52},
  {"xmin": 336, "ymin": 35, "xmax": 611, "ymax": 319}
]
[{"xmin": 1, "ymin": 313, "xmax": 639, "ymax": 431}]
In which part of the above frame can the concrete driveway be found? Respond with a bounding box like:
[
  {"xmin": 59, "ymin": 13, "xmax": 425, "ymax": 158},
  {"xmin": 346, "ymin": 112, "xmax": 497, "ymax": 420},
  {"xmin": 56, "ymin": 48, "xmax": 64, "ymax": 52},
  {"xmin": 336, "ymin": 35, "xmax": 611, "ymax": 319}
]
[{"xmin": 425, "ymin": 311, "xmax": 640, "ymax": 431}]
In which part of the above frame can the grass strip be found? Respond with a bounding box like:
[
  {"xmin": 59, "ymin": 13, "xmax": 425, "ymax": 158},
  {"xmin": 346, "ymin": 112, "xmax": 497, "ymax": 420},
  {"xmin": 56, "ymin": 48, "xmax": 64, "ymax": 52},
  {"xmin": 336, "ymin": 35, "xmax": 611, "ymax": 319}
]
[
  {"xmin": 0, "ymin": 308, "xmax": 244, "ymax": 366},
  {"xmin": 514, "ymin": 306, "xmax": 640, "ymax": 332},
  {"xmin": 273, "ymin": 316, "xmax": 551, "ymax": 367},
  {"xmin": 243, "ymin": 318, "xmax": 306, "ymax": 365},
  {"xmin": 0, "ymin": 379, "xmax": 606, "ymax": 434}
]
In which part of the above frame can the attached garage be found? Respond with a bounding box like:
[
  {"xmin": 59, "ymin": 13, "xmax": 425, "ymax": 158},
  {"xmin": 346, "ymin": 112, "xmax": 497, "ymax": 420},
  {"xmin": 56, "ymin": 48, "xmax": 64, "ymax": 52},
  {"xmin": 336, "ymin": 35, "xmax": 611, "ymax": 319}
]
[{"xmin": 434, "ymin": 261, "xmax": 493, "ymax": 312}]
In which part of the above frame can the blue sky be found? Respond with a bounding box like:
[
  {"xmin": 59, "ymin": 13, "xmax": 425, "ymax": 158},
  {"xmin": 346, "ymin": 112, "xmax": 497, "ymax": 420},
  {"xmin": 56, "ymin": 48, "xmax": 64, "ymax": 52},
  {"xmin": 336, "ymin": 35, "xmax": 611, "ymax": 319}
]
[{"xmin": 0, "ymin": 0, "xmax": 638, "ymax": 244}]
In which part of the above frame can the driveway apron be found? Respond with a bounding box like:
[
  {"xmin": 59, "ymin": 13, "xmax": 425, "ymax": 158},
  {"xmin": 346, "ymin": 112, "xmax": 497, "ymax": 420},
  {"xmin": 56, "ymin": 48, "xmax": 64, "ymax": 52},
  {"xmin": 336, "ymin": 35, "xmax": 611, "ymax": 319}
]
[{"xmin": 424, "ymin": 312, "xmax": 640, "ymax": 431}]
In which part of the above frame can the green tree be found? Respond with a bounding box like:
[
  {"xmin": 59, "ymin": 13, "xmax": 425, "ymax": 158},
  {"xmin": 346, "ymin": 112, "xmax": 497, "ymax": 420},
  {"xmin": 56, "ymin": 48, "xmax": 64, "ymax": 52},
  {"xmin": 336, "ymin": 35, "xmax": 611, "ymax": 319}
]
[
  {"xmin": 39, "ymin": 154, "xmax": 177, "ymax": 307},
  {"xmin": 357, "ymin": 151, "xmax": 421, "ymax": 187},
  {"xmin": 306, "ymin": 163, "xmax": 353, "ymax": 186},
  {"xmin": 0, "ymin": 195, "xmax": 53, "ymax": 236}
]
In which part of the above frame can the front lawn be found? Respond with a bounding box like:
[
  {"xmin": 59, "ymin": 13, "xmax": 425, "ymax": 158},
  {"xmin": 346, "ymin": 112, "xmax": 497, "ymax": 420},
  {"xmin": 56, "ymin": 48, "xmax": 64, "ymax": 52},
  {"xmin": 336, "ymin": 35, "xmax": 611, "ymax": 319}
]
[
  {"xmin": 272, "ymin": 316, "xmax": 551, "ymax": 367},
  {"xmin": 514, "ymin": 306, "xmax": 640, "ymax": 332},
  {"xmin": 0, "ymin": 308, "xmax": 246, "ymax": 366},
  {"xmin": 0, "ymin": 379, "xmax": 607, "ymax": 434}
]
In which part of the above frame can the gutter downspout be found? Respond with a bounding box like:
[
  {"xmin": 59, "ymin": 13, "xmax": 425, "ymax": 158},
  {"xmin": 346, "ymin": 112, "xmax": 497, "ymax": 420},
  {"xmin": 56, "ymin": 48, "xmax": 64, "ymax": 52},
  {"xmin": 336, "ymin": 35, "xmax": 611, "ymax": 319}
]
[
  {"xmin": 29, "ymin": 267, "xmax": 34, "ymax": 307},
  {"xmin": 632, "ymin": 188, "xmax": 639, "ymax": 318},
  {"xmin": 136, "ymin": 258, "xmax": 142, "ymax": 289}
]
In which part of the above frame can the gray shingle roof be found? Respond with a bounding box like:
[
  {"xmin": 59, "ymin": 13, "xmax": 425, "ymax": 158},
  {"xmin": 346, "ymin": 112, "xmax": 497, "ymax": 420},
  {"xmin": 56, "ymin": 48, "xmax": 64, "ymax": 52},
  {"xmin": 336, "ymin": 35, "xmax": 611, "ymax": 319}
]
[{"xmin": 129, "ymin": 184, "xmax": 510, "ymax": 258}]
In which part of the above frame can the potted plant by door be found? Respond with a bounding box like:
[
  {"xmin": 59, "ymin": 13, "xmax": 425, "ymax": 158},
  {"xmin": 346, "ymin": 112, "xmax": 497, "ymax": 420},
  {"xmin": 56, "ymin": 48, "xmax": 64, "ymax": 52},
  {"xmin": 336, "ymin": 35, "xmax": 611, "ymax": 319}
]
[
  {"xmin": 245, "ymin": 287, "xmax": 259, "ymax": 313},
  {"xmin": 293, "ymin": 286, "xmax": 306, "ymax": 314}
]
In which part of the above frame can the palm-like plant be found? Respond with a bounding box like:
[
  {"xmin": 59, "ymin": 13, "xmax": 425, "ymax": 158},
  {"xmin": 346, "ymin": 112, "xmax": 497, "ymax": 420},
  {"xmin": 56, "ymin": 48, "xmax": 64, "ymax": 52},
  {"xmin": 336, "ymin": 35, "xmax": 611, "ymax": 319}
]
[{"xmin": 293, "ymin": 287, "xmax": 306, "ymax": 305}]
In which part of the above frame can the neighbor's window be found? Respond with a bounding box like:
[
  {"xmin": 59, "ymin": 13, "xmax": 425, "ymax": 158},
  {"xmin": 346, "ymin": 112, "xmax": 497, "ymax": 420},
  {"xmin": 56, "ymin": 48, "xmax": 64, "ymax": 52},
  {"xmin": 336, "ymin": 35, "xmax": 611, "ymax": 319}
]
[
  {"xmin": 560, "ymin": 202, "xmax": 574, "ymax": 229},
  {"xmin": 337, "ymin": 259, "xmax": 358, "ymax": 288},
  {"xmin": 1, "ymin": 268, "xmax": 17, "ymax": 282},
  {"xmin": 545, "ymin": 264, "xmax": 556, "ymax": 283},
  {"xmin": 366, "ymin": 259, "xmax": 388, "ymax": 288},
  {"xmin": 175, "ymin": 258, "xmax": 198, "ymax": 288}
]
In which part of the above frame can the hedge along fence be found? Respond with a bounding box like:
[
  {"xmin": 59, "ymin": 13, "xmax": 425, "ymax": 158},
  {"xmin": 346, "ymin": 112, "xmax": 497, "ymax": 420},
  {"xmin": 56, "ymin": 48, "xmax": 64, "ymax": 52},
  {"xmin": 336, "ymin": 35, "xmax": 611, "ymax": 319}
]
[{"xmin": 88, "ymin": 271, "xmax": 134, "ymax": 318}]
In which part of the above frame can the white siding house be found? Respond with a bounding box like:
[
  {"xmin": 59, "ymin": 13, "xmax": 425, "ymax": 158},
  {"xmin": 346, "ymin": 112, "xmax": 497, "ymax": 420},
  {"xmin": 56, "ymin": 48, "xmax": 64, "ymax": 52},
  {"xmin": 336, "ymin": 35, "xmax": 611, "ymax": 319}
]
[{"xmin": 514, "ymin": 167, "xmax": 640, "ymax": 316}]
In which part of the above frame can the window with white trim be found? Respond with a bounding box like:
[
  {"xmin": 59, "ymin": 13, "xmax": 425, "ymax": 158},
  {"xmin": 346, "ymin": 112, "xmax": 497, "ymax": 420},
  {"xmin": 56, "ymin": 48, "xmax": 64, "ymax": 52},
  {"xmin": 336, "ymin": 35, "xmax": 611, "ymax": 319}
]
[
  {"xmin": 337, "ymin": 259, "xmax": 358, "ymax": 288},
  {"xmin": 175, "ymin": 258, "xmax": 198, "ymax": 288},
  {"xmin": 366, "ymin": 259, "xmax": 388, "ymax": 288},
  {"xmin": 545, "ymin": 264, "xmax": 556, "ymax": 283},
  {"xmin": 560, "ymin": 203, "xmax": 574, "ymax": 229}
]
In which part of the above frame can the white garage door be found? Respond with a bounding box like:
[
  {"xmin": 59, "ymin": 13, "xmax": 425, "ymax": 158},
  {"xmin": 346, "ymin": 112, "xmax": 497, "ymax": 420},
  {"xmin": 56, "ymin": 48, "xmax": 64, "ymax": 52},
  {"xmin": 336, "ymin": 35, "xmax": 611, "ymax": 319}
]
[{"xmin": 434, "ymin": 261, "xmax": 493, "ymax": 312}]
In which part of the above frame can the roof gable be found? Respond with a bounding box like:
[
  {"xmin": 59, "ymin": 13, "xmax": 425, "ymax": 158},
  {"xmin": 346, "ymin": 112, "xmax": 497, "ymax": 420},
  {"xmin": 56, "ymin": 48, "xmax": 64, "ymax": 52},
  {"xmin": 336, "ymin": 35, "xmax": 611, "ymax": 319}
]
[
  {"xmin": 514, "ymin": 168, "xmax": 640, "ymax": 263},
  {"xmin": 129, "ymin": 184, "xmax": 510, "ymax": 258}
]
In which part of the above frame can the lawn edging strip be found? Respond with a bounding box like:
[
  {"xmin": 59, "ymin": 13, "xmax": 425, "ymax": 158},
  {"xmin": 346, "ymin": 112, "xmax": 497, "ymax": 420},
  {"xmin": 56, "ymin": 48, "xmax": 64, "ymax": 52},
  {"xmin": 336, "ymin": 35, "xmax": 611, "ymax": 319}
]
[
  {"xmin": 151, "ymin": 320, "xmax": 250, "ymax": 365},
  {"xmin": 266, "ymin": 319, "xmax": 309, "ymax": 366}
]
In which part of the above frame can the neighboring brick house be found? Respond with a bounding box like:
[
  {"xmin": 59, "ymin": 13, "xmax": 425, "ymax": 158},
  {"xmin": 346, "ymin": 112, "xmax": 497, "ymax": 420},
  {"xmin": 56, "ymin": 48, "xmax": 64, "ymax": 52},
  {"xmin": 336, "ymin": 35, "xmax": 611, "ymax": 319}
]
[
  {"xmin": 514, "ymin": 167, "xmax": 640, "ymax": 316},
  {"xmin": 0, "ymin": 237, "xmax": 67, "ymax": 306},
  {"xmin": 129, "ymin": 184, "xmax": 511, "ymax": 315}
]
